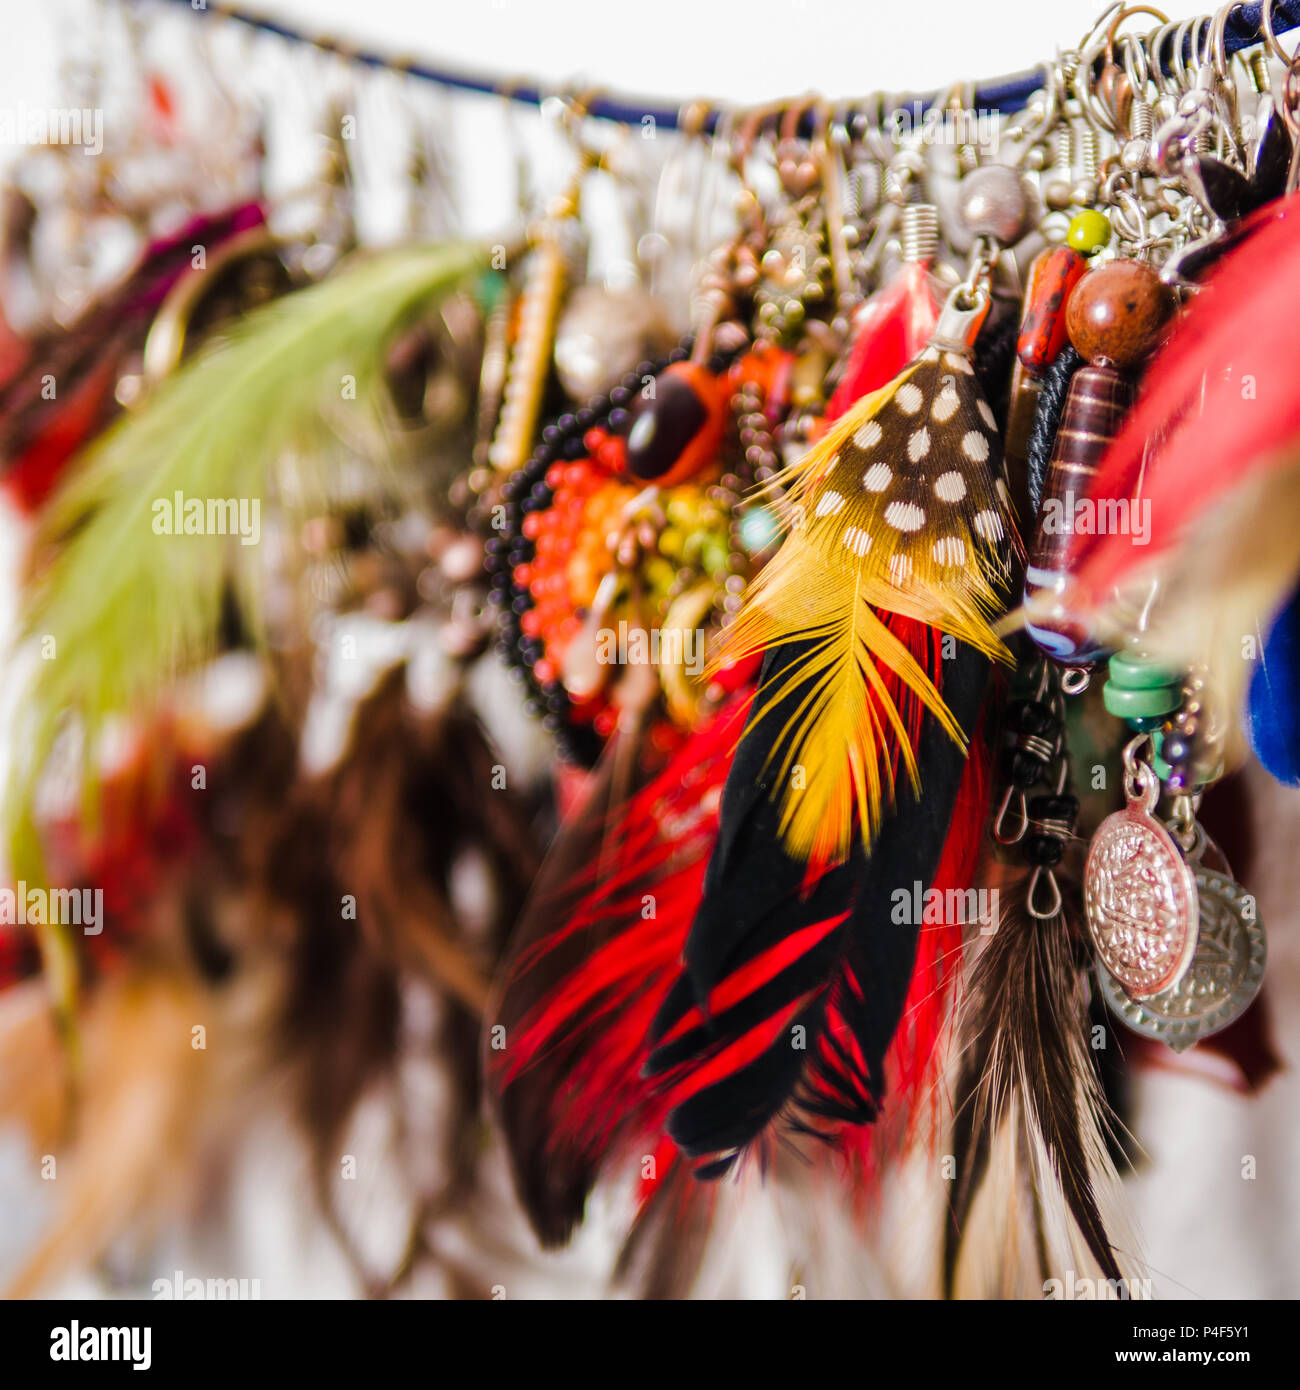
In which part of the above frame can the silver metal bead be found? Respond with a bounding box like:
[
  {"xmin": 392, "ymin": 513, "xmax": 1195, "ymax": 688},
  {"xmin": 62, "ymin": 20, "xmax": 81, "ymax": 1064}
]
[
  {"xmin": 1043, "ymin": 179, "xmax": 1074, "ymax": 212},
  {"xmin": 955, "ymin": 164, "xmax": 1037, "ymax": 245}
]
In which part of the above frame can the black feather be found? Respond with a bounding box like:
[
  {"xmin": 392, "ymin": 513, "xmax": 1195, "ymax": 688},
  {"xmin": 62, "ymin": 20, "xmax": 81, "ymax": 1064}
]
[
  {"xmin": 648, "ymin": 639, "xmax": 989, "ymax": 1166},
  {"xmin": 676, "ymin": 635, "xmax": 858, "ymax": 1000},
  {"xmin": 973, "ymin": 302, "xmax": 1019, "ymax": 433}
]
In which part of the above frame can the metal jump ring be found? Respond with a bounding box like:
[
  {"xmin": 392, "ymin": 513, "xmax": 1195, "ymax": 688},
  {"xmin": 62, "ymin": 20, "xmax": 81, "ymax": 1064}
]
[
  {"xmin": 1121, "ymin": 731, "xmax": 1156, "ymax": 796},
  {"xmin": 1028, "ymin": 865, "xmax": 1064, "ymax": 920},
  {"xmin": 994, "ymin": 786, "xmax": 1029, "ymax": 844},
  {"xmin": 1061, "ymin": 665, "xmax": 1092, "ymax": 695}
]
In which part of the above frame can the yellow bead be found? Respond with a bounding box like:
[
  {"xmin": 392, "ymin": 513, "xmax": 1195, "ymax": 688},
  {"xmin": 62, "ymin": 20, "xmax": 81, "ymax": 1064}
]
[{"xmin": 1066, "ymin": 209, "xmax": 1112, "ymax": 256}]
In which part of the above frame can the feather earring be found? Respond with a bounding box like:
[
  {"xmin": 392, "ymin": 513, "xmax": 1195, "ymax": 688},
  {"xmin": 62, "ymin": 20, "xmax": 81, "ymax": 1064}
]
[
  {"xmin": 638, "ymin": 263, "xmax": 1020, "ymax": 1176},
  {"xmin": 947, "ymin": 875, "xmax": 1130, "ymax": 1296},
  {"xmin": 0, "ymin": 202, "xmax": 269, "ymax": 513},
  {"xmin": 6, "ymin": 240, "xmax": 486, "ymax": 1026},
  {"xmin": 947, "ymin": 659, "xmax": 1134, "ymax": 1298},
  {"xmin": 487, "ymin": 268, "xmax": 1003, "ymax": 1230},
  {"xmin": 711, "ymin": 288, "xmax": 1018, "ymax": 870},
  {"xmin": 645, "ymin": 639, "xmax": 990, "ymax": 1171},
  {"xmin": 487, "ymin": 690, "xmax": 751, "ymax": 1245}
]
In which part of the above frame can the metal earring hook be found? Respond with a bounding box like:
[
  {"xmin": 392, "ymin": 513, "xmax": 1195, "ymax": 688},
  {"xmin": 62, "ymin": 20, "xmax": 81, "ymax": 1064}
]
[
  {"xmin": 1119, "ymin": 26, "xmax": 1154, "ymax": 94},
  {"xmin": 1205, "ymin": 1, "xmax": 1238, "ymax": 82},
  {"xmin": 809, "ymin": 100, "xmax": 853, "ymax": 308},
  {"xmin": 1077, "ymin": 5, "xmax": 1170, "ymax": 136},
  {"xmin": 1001, "ymin": 58, "xmax": 1065, "ymax": 164},
  {"xmin": 1261, "ymin": 0, "xmax": 1300, "ymax": 64}
]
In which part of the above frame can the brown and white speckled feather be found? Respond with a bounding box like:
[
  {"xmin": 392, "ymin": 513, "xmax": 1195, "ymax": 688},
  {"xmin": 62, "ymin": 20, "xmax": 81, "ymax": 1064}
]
[{"xmin": 713, "ymin": 317, "xmax": 1019, "ymax": 865}]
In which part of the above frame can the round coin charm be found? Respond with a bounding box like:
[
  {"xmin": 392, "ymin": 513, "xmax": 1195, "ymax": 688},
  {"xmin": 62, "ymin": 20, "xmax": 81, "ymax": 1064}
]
[
  {"xmin": 1084, "ymin": 763, "xmax": 1198, "ymax": 998},
  {"xmin": 1099, "ymin": 866, "xmax": 1265, "ymax": 1052}
]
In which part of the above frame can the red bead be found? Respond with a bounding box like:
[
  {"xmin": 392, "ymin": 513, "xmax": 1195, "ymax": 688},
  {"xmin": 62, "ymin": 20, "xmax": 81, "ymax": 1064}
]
[
  {"xmin": 1017, "ymin": 245, "xmax": 1087, "ymax": 375},
  {"xmin": 598, "ymin": 439, "xmax": 626, "ymax": 470}
]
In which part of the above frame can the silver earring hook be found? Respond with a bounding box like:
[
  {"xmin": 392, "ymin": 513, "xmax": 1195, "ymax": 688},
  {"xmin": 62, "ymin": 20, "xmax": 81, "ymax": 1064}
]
[{"xmin": 1261, "ymin": 0, "xmax": 1299, "ymax": 64}]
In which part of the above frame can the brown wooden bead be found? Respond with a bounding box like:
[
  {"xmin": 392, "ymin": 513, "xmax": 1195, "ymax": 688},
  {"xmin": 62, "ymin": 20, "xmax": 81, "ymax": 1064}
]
[{"xmin": 1065, "ymin": 259, "xmax": 1173, "ymax": 369}]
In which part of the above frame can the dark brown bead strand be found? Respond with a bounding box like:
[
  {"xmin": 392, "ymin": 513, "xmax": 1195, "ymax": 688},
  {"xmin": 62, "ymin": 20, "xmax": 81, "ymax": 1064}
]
[
  {"xmin": 1023, "ymin": 258, "xmax": 1172, "ymax": 664},
  {"xmin": 1024, "ymin": 365, "xmax": 1134, "ymax": 662}
]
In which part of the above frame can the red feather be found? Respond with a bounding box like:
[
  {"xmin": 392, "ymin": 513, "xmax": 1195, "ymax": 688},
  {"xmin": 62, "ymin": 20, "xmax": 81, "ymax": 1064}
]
[
  {"xmin": 489, "ymin": 693, "xmax": 748, "ymax": 1243},
  {"xmin": 824, "ymin": 260, "xmax": 941, "ymax": 422},
  {"xmin": 491, "ymin": 263, "xmax": 993, "ymax": 1239},
  {"xmin": 890, "ymin": 699, "xmax": 990, "ymax": 1125}
]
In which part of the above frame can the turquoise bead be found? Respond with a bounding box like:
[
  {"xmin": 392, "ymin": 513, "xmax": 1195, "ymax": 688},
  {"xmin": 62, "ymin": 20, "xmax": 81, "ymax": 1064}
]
[
  {"xmin": 1108, "ymin": 652, "xmax": 1181, "ymax": 690},
  {"xmin": 738, "ymin": 506, "xmax": 781, "ymax": 554},
  {"xmin": 1151, "ymin": 730, "xmax": 1172, "ymax": 780},
  {"xmin": 1104, "ymin": 652, "xmax": 1183, "ymax": 732},
  {"xmin": 1102, "ymin": 682, "xmax": 1181, "ymax": 720}
]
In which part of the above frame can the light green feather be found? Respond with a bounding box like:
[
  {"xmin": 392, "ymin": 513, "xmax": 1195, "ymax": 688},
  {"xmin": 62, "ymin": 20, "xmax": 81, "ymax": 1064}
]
[{"xmin": 6, "ymin": 238, "xmax": 486, "ymax": 1023}]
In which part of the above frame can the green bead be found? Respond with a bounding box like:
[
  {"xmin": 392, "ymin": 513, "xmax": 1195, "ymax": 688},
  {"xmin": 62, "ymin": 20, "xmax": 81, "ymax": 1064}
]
[
  {"xmin": 1066, "ymin": 209, "xmax": 1112, "ymax": 255},
  {"xmin": 1151, "ymin": 730, "xmax": 1172, "ymax": 781},
  {"xmin": 1103, "ymin": 681, "xmax": 1181, "ymax": 720},
  {"xmin": 1107, "ymin": 652, "xmax": 1181, "ymax": 690},
  {"xmin": 700, "ymin": 540, "xmax": 729, "ymax": 573},
  {"xmin": 1128, "ymin": 714, "xmax": 1167, "ymax": 734}
]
